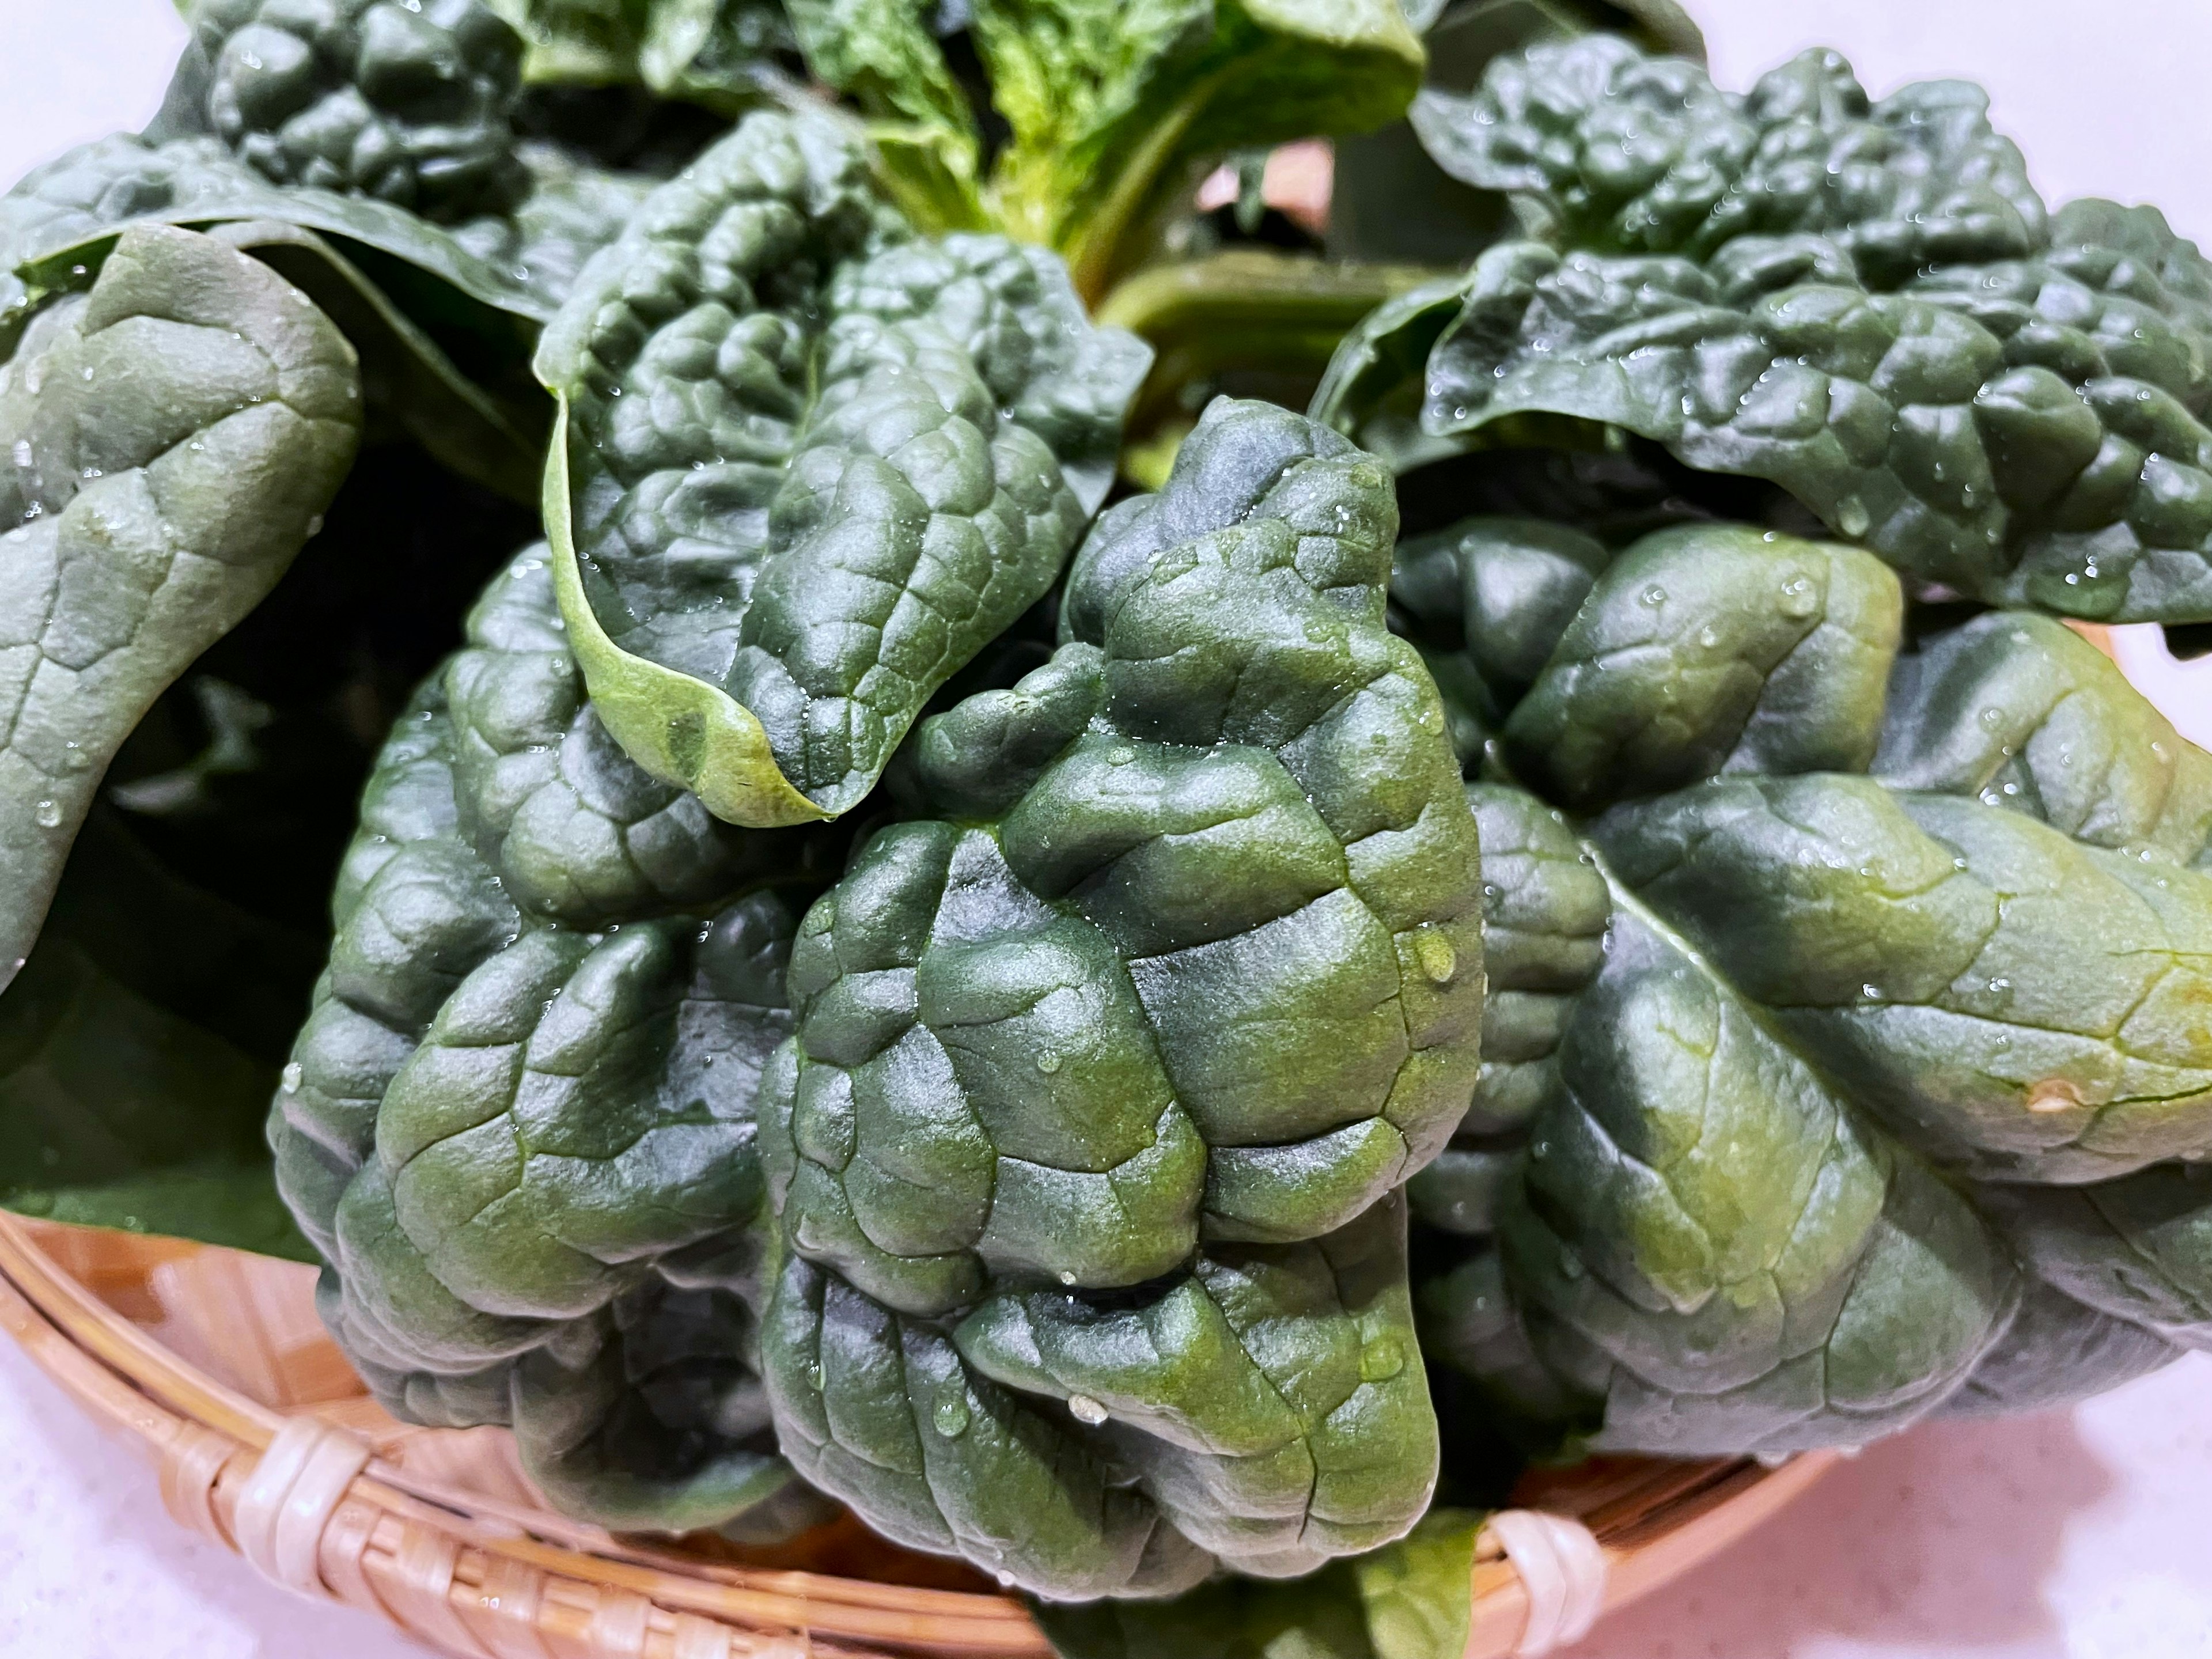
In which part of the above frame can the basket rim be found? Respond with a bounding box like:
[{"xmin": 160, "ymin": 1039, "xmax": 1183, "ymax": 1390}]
[{"xmin": 0, "ymin": 1211, "xmax": 1836, "ymax": 1658}]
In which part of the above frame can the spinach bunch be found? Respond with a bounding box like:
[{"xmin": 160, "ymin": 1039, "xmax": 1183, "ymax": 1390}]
[{"xmin": 5, "ymin": 0, "xmax": 2212, "ymax": 1645}]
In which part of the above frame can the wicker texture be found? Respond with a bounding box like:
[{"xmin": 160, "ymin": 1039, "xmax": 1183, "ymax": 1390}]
[{"xmin": 0, "ymin": 1213, "xmax": 1835, "ymax": 1657}]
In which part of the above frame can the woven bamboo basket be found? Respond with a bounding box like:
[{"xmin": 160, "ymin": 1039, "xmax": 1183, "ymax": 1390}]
[{"xmin": 0, "ymin": 1210, "xmax": 1835, "ymax": 1658}]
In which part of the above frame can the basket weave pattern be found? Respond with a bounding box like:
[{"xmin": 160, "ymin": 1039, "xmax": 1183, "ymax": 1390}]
[{"xmin": 0, "ymin": 1213, "xmax": 1833, "ymax": 1658}]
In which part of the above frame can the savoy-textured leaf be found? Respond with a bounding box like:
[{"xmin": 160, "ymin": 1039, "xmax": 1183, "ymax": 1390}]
[
  {"xmin": 272, "ymin": 551, "xmax": 844, "ymax": 1532},
  {"xmin": 1401, "ymin": 510, "xmax": 2212, "ymax": 1455},
  {"xmin": 755, "ymin": 399, "xmax": 1482, "ymax": 1597},
  {"xmin": 164, "ymin": 0, "xmax": 531, "ymax": 222},
  {"xmin": 1319, "ymin": 38, "xmax": 2212, "ymax": 624},
  {"xmin": 1331, "ymin": 0, "xmax": 1705, "ymax": 268},
  {"xmin": 537, "ymin": 111, "xmax": 1149, "ymax": 827},
  {"xmin": 0, "ymin": 224, "xmax": 359, "ymax": 998}
]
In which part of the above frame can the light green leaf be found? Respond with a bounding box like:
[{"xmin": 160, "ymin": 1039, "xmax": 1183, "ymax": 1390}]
[
  {"xmin": 974, "ymin": 0, "xmax": 1425, "ymax": 298},
  {"xmin": 1031, "ymin": 1507, "xmax": 1483, "ymax": 1659}
]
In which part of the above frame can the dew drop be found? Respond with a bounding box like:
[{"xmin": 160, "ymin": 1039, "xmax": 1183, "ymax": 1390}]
[
  {"xmin": 1058, "ymin": 1270, "xmax": 1077, "ymax": 1286},
  {"xmin": 306, "ymin": 514, "xmax": 324, "ymax": 536},
  {"xmin": 1777, "ymin": 575, "xmax": 1817, "ymax": 618},
  {"xmin": 1558, "ymin": 1249, "xmax": 1585, "ymax": 1281},
  {"xmin": 1861, "ymin": 983, "xmax": 1881, "ymax": 1001},
  {"xmin": 1988, "ymin": 977, "xmax": 2012, "ymax": 997},
  {"xmin": 1697, "ymin": 625, "xmax": 1722, "ymax": 649},
  {"xmin": 1639, "ymin": 584, "xmax": 1667, "ymax": 607},
  {"xmin": 2027, "ymin": 1078, "xmax": 2083, "ymax": 1114},
  {"xmin": 1067, "ymin": 1393, "xmax": 1109, "ymax": 1426},
  {"xmin": 1412, "ymin": 929, "xmax": 1456, "ymax": 984},
  {"xmin": 1979, "ymin": 706, "xmax": 2004, "ymax": 729},
  {"xmin": 933, "ymin": 1393, "xmax": 971, "ymax": 1437},
  {"xmin": 276, "ymin": 1060, "xmax": 305, "ymax": 1094},
  {"xmin": 9, "ymin": 440, "xmax": 27, "ymax": 468},
  {"xmin": 60, "ymin": 741, "xmax": 86, "ymax": 771},
  {"xmin": 1836, "ymin": 499, "xmax": 1871, "ymax": 538},
  {"xmin": 1358, "ymin": 1337, "xmax": 1406, "ymax": 1382},
  {"xmin": 32, "ymin": 799, "xmax": 61, "ymax": 829},
  {"xmin": 1036, "ymin": 1050, "xmax": 1062, "ymax": 1074},
  {"xmin": 1107, "ymin": 745, "xmax": 1136, "ymax": 765},
  {"xmin": 81, "ymin": 366, "xmax": 93, "ymax": 382}
]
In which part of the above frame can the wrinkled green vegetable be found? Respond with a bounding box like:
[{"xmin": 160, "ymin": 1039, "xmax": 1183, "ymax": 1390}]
[
  {"xmin": 1331, "ymin": 0, "xmax": 1703, "ymax": 268},
  {"xmin": 537, "ymin": 110, "xmax": 1149, "ymax": 827},
  {"xmin": 10, "ymin": 6, "xmax": 2212, "ymax": 1640},
  {"xmin": 0, "ymin": 224, "xmax": 359, "ymax": 999},
  {"xmin": 175, "ymin": 0, "xmax": 532, "ymax": 219},
  {"xmin": 1402, "ymin": 510, "xmax": 2212, "ymax": 1455},
  {"xmin": 754, "ymin": 398, "xmax": 1482, "ymax": 1596},
  {"xmin": 1320, "ymin": 37, "xmax": 2212, "ymax": 623},
  {"xmin": 270, "ymin": 551, "xmax": 842, "ymax": 1531}
]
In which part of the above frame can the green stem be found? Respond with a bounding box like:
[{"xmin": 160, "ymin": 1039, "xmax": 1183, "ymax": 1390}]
[{"xmin": 1099, "ymin": 249, "xmax": 1448, "ymax": 432}]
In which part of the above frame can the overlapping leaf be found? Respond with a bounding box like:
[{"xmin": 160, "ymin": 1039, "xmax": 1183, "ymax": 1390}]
[
  {"xmin": 1402, "ymin": 511, "xmax": 2212, "ymax": 1455},
  {"xmin": 1318, "ymin": 37, "xmax": 2212, "ymax": 624},
  {"xmin": 755, "ymin": 400, "xmax": 1481, "ymax": 1596},
  {"xmin": 537, "ymin": 111, "xmax": 1149, "ymax": 827},
  {"xmin": 272, "ymin": 551, "xmax": 842, "ymax": 1531},
  {"xmin": 0, "ymin": 225, "xmax": 359, "ymax": 999}
]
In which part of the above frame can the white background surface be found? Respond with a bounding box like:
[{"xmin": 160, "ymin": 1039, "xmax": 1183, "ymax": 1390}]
[{"xmin": 1, "ymin": 2, "xmax": 2209, "ymax": 1655}]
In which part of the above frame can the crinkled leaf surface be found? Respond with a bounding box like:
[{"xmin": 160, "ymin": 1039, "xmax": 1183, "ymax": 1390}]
[
  {"xmin": 0, "ymin": 224, "xmax": 359, "ymax": 999},
  {"xmin": 537, "ymin": 111, "xmax": 1149, "ymax": 827},
  {"xmin": 1331, "ymin": 0, "xmax": 1703, "ymax": 268},
  {"xmin": 754, "ymin": 399, "xmax": 1482, "ymax": 1597},
  {"xmin": 1319, "ymin": 37, "xmax": 2212, "ymax": 624},
  {"xmin": 272, "ymin": 550, "xmax": 844, "ymax": 1532},
  {"xmin": 1, "ymin": 128, "xmax": 648, "ymax": 496},
  {"xmin": 1400, "ymin": 507, "xmax": 2212, "ymax": 1455}
]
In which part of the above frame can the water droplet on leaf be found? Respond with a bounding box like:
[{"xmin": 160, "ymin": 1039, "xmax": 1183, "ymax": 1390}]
[
  {"xmin": 1358, "ymin": 1338, "xmax": 1405, "ymax": 1382},
  {"xmin": 2027, "ymin": 1078, "xmax": 2082, "ymax": 1113},
  {"xmin": 1412, "ymin": 930, "xmax": 1456, "ymax": 983},
  {"xmin": 281, "ymin": 1061, "xmax": 304, "ymax": 1093},
  {"xmin": 32, "ymin": 799, "xmax": 60, "ymax": 829},
  {"xmin": 1068, "ymin": 1393, "xmax": 1109, "ymax": 1426}
]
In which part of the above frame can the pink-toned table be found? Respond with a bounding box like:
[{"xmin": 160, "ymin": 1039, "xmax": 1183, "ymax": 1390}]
[{"xmin": 3, "ymin": 2, "xmax": 2208, "ymax": 1654}]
